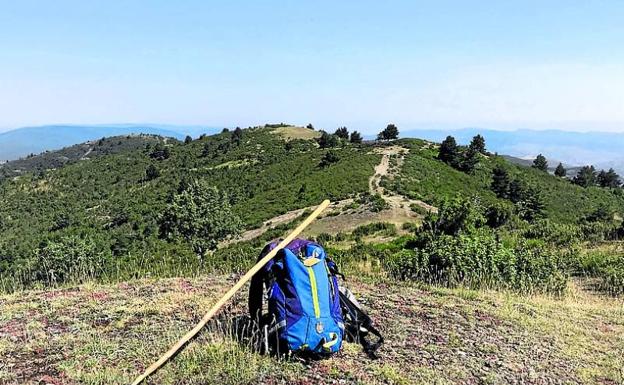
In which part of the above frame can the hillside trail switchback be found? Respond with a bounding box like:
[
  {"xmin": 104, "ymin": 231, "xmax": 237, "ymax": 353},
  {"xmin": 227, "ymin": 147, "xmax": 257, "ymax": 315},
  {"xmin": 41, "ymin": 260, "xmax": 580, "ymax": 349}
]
[{"xmin": 229, "ymin": 145, "xmax": 437, "ymax": 245}]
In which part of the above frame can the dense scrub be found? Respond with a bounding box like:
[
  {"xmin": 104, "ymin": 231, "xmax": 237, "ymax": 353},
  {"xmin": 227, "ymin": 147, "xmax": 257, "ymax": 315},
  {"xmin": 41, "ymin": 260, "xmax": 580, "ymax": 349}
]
[
  {"xmin": 569, "ymin": 248, "xmax": 624, "ymax": 294},
  {"xmin": 2, "ymin": 129, "xmax": 624, "ymax": 295},
  {"xmin": 0, "ymin": 127, "xmax": 378, "ymax": 291},
  {"xmin": 383, "ymin": 232, "xmax": 568, "ymax": 294},
  {"xmin": 386, "ymin": 139, "xmax": 624, "ymax": 223},
  {"xmin": 0, "ymin": 134, "xmax": 167, "ymax": 180},
  {"xmin": 329, "ymin": 197, "xmax": 623, "ymax": 295}
]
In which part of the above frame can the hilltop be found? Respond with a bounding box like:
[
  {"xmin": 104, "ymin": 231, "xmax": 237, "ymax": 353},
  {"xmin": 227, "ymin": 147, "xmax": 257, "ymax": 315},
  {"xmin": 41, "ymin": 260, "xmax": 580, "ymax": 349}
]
[{"xmin": 0, "ymin": 125, "xmax": 623, "ymax": 384}]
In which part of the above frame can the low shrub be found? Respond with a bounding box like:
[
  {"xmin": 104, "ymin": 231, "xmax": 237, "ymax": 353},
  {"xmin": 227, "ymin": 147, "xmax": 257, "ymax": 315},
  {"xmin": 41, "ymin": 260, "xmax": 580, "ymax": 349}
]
[
  {"xmin": 569, "ymin": 249, "xmax": 624, "ymax": 294},
  {"xmin": 357, "ymin": 192, "xmax": 389, "ymax": 212},
  {"xmin": 352, "ymin": 222, "xmax": 397, "ymax": 238},
  {"xmin": 601, "ymin": 263, "xmax": 624, "ymax": 295},
  {"xmin": 385, "ymin": 230, "xmax": 568, "ymax": 294}
]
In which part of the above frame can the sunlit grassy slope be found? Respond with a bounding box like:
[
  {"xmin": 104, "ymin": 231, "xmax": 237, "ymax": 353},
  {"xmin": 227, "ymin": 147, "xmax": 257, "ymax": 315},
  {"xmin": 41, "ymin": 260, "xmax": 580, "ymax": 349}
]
[{"xmin": 1, "ymin": 274, "xmax": 621, "ymax": 385}]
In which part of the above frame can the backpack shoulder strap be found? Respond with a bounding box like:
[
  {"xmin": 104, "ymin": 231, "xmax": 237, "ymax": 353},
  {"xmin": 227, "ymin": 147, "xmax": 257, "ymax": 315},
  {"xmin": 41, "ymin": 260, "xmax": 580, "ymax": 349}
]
[
  {"xmin": 248, "ymin": 241, "xmax": 279, "ymax": 323},
  {"xmin": 339, "ymin": 287, "xmax": 384, "ymax": 358}
]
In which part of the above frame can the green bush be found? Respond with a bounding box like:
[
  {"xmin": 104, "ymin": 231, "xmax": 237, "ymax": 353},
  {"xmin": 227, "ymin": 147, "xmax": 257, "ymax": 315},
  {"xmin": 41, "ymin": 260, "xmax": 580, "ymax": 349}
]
[
  {"xmin": 160, "ymin": 181, "xmax": 242, "ymax": 256},
  {"xmin": 32, "ymin": 235, "xmax": 105, "ymax": 285},
  {"xmin": 352, "ymin": 222, "xmax": 397, "ymax": 238},
  {"xmin": 523, "ymin": 219, "xmax": 619, "ymax": 246},
  {"xmin": 357, "ymin": 192, "xmax": 389, "ymax": 212},
  {"xmin": 568, "ymin": 249, "xmax": 624, "ymax": 294},
  {"xmin": 601, "ymin": 263, "xmax": 624, "ymax": 295},
  {"xmin": 385, "ymin": 231, "xmax": 567, "ymax": 294}
]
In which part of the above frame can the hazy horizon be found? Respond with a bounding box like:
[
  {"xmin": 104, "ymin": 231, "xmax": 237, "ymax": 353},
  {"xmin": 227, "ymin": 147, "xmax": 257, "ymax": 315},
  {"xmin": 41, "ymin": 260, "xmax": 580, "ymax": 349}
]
[{"xmin": 2, "ymin": 121, "xmax": 624, "ymax": 136}]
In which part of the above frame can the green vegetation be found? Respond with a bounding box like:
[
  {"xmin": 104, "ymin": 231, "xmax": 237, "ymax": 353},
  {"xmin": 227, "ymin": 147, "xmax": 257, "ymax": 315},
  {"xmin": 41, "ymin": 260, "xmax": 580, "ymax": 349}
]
[
  {"xmin": 436, "ymin": 134, "xmax": 484, "ymax": 173},
  {"xmin": 0, "ymin": 128, "xmax": 623, "ymax": 385},
  {"xmin": 376, "ymin": 123, "xmax": 399, "ymax": 141},
  {"xmin": 532, "ymin": 154, "xmax": 548, "ymax": 171},
  {"xmin": 384, "ymin": 197, "xmax": 567, "ymax": 294},
  {"xmin": 160, "ymin": 181, "xmax": 242, "ymax": 256},
  {"xmin": 0, "ymin": 127, "xmax": 378, "ymax": 290},
  {"xmin": 0, "ymin": 134, "xmax": 167, "ymax": 180},
  {"xmin": 1, "ymin": 128, "xmax": 623, "ymax": 296},
  {"xmin": 386, "ymin": 138, "xmax": 624, "ymax": 223},
  {"xmin": 554, "ymin": 162, "xmax": 566, "ymax": 177}
]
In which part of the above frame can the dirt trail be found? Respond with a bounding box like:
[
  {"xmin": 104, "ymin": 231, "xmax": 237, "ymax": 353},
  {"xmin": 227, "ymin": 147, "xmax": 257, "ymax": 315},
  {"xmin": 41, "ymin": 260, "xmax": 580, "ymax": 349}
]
[
  {"xmin": 370, "ymin": 146, "xmax": 437, "ymax": 213},
  {"xmin": 225, "ymin": 199, "xmax": 353, "ymax": 245},
  {"xmin": 227, "ymin": 146, "xmax": 437, "ymax": 245},
  {"xmin": 80, "ymin": 146, "xmax": 94, "ymax": 160}
]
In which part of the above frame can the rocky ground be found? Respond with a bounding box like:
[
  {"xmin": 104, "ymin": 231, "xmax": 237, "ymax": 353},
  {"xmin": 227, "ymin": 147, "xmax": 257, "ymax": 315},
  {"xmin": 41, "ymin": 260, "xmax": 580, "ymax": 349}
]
[{"xmin": 1, "ymin": 275, "xmax": 622, "ymax": 385}]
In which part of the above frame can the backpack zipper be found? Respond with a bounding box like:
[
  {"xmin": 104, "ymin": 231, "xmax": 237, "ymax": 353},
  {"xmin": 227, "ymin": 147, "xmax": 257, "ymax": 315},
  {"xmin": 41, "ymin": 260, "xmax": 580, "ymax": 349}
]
[{"xmin": 307, "ymin": 266, "xmax": 321, "ymax": 318}]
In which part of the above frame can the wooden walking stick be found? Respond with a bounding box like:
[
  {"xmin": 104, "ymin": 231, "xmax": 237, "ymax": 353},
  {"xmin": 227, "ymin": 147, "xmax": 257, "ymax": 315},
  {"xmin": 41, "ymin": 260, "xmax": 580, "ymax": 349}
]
[{"xmin": 131, "ymin": 199, "xmax": 331, "ymax": 385}]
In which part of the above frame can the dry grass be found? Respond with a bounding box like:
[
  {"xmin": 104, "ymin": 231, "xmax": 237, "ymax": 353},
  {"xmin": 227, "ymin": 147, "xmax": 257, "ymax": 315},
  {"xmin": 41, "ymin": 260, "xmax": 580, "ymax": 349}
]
[
  {"xmin": 1, "ymin": 275, "xmax": 622, "ymax": 384},
  {"xmin": 271, "ymin": 126, "xmax": 321, "ymax": 141}
]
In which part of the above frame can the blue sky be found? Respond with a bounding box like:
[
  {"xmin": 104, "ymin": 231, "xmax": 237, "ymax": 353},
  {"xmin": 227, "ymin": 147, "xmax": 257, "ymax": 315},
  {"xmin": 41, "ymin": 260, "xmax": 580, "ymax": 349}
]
[{"xmin": 1, "ymin": 1, "xmax": 623, "ymax": 133}]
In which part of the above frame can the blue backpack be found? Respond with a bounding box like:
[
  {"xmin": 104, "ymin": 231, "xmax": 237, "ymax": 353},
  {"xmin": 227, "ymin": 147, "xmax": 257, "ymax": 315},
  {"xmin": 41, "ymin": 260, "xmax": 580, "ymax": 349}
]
[{"xmin": 248, "ymin": 239, "xmax": 344, "ymax": 356}]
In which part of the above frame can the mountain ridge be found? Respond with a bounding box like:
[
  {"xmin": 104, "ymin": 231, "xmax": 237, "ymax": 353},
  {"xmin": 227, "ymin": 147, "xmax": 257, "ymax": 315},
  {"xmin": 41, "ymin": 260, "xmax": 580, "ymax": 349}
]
[
  {"xmin": 0, "ymin": 124, "xmax": 219, "ymax": 161},
  {"xmin": 400, "ymin": 127, "xmax": 624, "ymax": 174}
]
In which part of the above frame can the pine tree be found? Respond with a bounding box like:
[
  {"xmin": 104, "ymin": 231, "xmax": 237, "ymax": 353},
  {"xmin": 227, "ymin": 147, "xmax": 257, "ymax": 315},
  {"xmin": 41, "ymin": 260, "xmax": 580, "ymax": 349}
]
[
  {"xmin": 597, "ymin": 168, "xmax": 621, "ymax": 188},
  {"xmin": 349, "ymin": 131, "xmax": 363, "ymax": 144},
  {"xmin": 532, "ymin": 154, "xmax": 548, "ymax": 172},
  {"xmin": 491, "ymin": 165, "xmax": 510, "ymax": 198},
  {"xmin": 377, "ymin": 124, "xmax": 399, "ymax": 140},
  {"xmin": 459, "ymin": 146, "xmax": 480, "ymax": 173},
  {"xmin": 306, "ymin": 123, "xmax": 314, "ymax": 130},
  {"xmin": 573, "ymin": 166, "xmax": 597, "ymax": 187},
  {"xmin": 145, "ymin": 164, "xmax": 160, "ymax": 180},
  {"xmin": 468, "ymin": 134, "xmax": 486, "ymax": 154},
  {"xmin": 334, "ymin": 127, "xmax": 349, "ymax": 140},
  {"xmin": 231, "ymin": 127, "xmax": 243, "ymax": 145},
  {"xmin": 554, "ymin": 163, "xmax": 566, "ymax": 177},
  {"xmin": 438, "ymin": 136, "xmax": 459, "ymax": 166},
  {"xmin": 317, "ymin": 131, "xmax": 338, "ymax": 148},
  {"xmin": 508, "ymin": 179, "xmax": 525, "ymax": 204},
  {"xmin": 184, "ymin": 135, "xmax": 193, "ymax": 144}
]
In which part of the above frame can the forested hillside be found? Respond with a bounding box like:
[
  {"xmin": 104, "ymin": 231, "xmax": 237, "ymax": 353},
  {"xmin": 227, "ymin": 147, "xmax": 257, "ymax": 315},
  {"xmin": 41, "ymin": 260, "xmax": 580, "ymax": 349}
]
[
  {"xmin": 2, "ymin": 126, "xmax": 624, "ymax": 292},
  {"xmin": 0, "ymin": 135, "xmax": 170, "ymax": 180},
  {"xmin": 0, "ymin": 127, "xmax": 379, "ymax": 289},
  {"xmin": 387, "ymin": 138, "xmax": 624, "ymax": 223}
]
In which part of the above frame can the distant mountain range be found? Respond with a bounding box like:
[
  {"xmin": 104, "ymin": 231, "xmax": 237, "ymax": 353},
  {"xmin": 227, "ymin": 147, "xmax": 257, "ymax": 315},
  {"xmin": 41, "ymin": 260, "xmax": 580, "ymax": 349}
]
[
  {"xmin": 0, "ymin": 124, "xmax": 219, "ymax": 161},
  {"xmin": 401, "ymin": 128, "xmax": 624, "ymax": 175}
]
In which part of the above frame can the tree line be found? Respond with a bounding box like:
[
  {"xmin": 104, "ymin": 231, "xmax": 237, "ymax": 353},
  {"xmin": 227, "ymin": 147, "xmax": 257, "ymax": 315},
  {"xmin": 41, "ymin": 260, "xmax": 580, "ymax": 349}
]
[{"xmin": 438, "ymin": 134, "xmax": 622, "ymax": 190}]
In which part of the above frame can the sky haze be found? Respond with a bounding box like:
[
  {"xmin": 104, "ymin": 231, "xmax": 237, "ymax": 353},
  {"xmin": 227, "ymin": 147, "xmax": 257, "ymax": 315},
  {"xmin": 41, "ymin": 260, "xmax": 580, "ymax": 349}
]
[{"xmin": 1, "ymin": 1, "xmax": 623, "ymax": 133}]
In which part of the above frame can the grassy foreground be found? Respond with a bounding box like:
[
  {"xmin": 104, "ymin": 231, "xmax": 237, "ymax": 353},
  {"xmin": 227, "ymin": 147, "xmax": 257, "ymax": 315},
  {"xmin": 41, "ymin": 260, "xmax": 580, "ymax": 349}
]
[{"xmin": 1, "ymin": 275, "xmax": 622, "ymax": 385}]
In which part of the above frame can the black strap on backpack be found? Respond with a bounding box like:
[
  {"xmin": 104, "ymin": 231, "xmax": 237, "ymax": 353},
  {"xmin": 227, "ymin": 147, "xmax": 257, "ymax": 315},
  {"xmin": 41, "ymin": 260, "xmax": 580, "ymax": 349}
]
[
  {"xmin": 338, "ymin": 287, "xmax": 384, "ymax": 358},
  {"xmin": 249, "ymin": 242, "xmax": 276, "ymax": 325}
]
